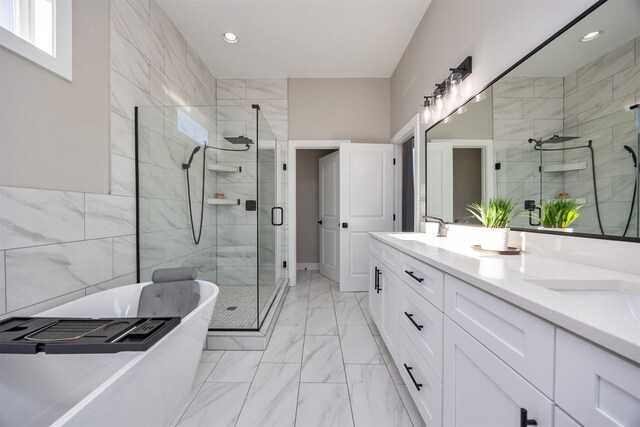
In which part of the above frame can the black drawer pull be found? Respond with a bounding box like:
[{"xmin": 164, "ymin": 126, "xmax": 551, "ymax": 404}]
[
  {"xmin": 374, "ymin": 267, "xmax": 379, "ymax": 291},
  {"xmin": 403, "ymin": 364, "xmax": 422, "ymax": 391},
  {"xmin": 404, "ymin": 312, "xmax": 423, "ymax": 331},
  {"xmin": 376, "ymin": 268, "xmax": 382, "ymax": 293},
  {"xmin": 404, "ymin": 270, "xmax": 424, "ymax": 283},
  {"xmin": 520, "ymin": 408, "xmax": 538, "ymax": 427}
]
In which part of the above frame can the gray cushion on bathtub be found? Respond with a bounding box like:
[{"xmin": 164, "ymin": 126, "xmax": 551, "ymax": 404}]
[
  {"xmin": 152, "ymin": 267, "xmax": 198, "ymax": 283},
  {"xmin": 137, "ymin": 281, "xmax": 200, "ymax": 318},
  {"xmin": 138, "ymin": 268, "xmax": 200, "ymax": 318}
]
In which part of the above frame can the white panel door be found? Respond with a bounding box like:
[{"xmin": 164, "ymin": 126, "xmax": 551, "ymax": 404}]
[
  {"xmin": 426, "ymin": 142, "xmax": 453, "ymax": 222},
  {"xmin": 318, "ymin": 151, "xmax": 340, "ymax": 282},
  {"xmin": 339, "ymin": 143, "xmax": 394, "ymax": 291}
]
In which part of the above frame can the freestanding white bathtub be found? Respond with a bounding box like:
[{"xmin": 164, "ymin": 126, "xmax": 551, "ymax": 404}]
[{"xmin": 0, "ymin": 280, "xmax": 218, "ymax": 427}]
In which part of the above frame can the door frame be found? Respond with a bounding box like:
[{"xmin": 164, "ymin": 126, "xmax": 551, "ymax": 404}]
[
  {"xmin": 287, "ymin": 140, "xmax": 350, "ymax": 285},
  {"xmin": 391, "ymin": 114, "xmax": 423, "ymax": 232},
  {"xmin": 429, "ymin": 139, "xmax": 494, "ymax": 206}
]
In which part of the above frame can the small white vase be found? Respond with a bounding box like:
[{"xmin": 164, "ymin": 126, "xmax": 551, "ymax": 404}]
[
  {"xmin": 537, "ymin": 227, "xmax": 574, "ymax": 233},
  {"xmin": 481, "ymin": 228, "xmax": 510, "ymax": 251}
]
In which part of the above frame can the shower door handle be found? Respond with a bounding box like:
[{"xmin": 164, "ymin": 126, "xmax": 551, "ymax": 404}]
[{"xmin": 271, "ymin": 207, "xmax": 284, "ymax": 226}]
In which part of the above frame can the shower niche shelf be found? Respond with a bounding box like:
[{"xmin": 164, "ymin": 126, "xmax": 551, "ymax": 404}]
[
  {"xmin": 541, "ymin": 162, "xmax": 587, "ymax": 173},
  {"xmin": 207, "ymin": 163, "xmax": 240, "ymax": 173},
  {"xmin": 207, "ymin": 198, "xmax": 240, "ymax": 206}
]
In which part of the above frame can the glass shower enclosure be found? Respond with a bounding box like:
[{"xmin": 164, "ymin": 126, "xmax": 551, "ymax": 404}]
[{"xmin": 135, "ymin": 103, "xmax": 285, "ymax": 330}]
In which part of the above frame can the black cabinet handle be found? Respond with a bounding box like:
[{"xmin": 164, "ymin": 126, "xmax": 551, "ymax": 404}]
[
  {"xmin": 376, "ymin": 268, "xmax": 382, "ymax": 293},
  {"xmin": 404, "ymin": 270, "xmax": 424, "ymax": 283},
  {"xmin": 403, "ymin": 364, "xmax": 422, "ymax": 391},
  {"xmin": 374, "ymin": 267, "xmax": 379, "ymax": 291},
  {"xmin": 404, "ymin": 312, "xmax": 423, "ymax": 331},
  {"xmin": 342, "ymin": 222, "xmax": 348, "ymax": 228},
  {"xmin": 520, "ymin": 408, "xmax": 538, "ymax": 427}
]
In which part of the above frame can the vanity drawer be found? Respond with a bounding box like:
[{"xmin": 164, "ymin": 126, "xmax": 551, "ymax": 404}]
[
  {"xmin": 444, "ymin": 274, "xmax": 555, "ymax": 397},
  {"xmin": 398, "ymin": 329, "xmax": 443, "ymax": 427},
  {"xmin": 555, "ymin": 330, "xmax": 640, "ymax": 427},
  {"xmin": 370, "ymin": 237, "xmax": 400, "ymax": 271},
  {"xmin": 396, "ymin": 250, "xmax": 444, "ymax": 310},
  {"xmin": 399, "ymin": 284, "xmax": 444, "ymax": 381}
]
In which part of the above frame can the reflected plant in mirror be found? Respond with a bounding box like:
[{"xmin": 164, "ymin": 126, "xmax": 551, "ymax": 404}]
[
  {"xmin": 534, "ymin": 199, "xmax": 583, "ymax": 231},
  {"xmin": 425, "ymin": 0, "xmax": 640, "ymax": 241}
]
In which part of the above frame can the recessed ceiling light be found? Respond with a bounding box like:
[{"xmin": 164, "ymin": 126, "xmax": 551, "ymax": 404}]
[
  {"xmin": 580, "ymin": 30, "xmax": 603, "ymax": 42},
  {"xmin": 222, "ymin": 32, "xmax": 238, "ymax": 44}
]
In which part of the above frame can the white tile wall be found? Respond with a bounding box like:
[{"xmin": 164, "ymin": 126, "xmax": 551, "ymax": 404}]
[{"xmin": 0, "ymin": 0, "xmax": 220, "ymax": 316}]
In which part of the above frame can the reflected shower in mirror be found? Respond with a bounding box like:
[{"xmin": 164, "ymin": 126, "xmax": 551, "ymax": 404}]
[{"xmin": 426, "ymin": 0, "xmax": 640, "ymax": 239}]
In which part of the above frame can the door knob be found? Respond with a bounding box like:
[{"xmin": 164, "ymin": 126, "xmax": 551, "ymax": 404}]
[
  {"xmin": 318, "ymin": 220, "xmax": 323, "ymax": 224},
  {"xmin": 342, "ymin": 222, "xmax": 348, "ymax": 228}
]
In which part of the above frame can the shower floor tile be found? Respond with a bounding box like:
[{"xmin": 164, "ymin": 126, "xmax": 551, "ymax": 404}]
[{"xmin": 209, "ymin": 285, "xmax": 276, "ymax": 329}]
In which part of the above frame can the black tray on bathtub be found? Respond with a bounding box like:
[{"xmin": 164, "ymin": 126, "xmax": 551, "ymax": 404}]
[{"xmin": 0, "ymin": 316, "xmax": 180, "ymax": 354}]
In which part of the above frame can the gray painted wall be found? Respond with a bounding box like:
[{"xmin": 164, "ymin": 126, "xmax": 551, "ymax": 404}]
[
  {"xmin": 0, "ymin": 0, "xmax": 110, "ymax": 193},
  {"xmin": 289, "ymin": 78, "xmax": 390, "ymax": 143},
  {"xmin": 296, "ymin": 149, "xmax": 336, "ymax": 264},
  {"xmin": 452, "ymin": 148, "xmax": 482, "ymax": 220},
  {"xmin": 390, "ymin": 0, "xmax": 594, "ymax": 135}
]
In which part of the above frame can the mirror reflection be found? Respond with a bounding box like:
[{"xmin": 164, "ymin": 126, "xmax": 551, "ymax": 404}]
[{"xmin": 426, "ymin": 0, "xmax": 640, "ymax": 238}]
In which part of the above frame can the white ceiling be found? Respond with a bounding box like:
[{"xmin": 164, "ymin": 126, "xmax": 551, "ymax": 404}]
[
  {"xmin": 511, "ymin": 0, "xmax": 640, "ymax": 77},
  {"xmin": 156, "ymin": 0, "xmax": 431, "ymax": 78}
]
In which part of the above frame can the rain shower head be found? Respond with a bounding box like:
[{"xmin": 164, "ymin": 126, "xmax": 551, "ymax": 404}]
[
  {"xmin": 528, "ymin": 135, "xmax": 580, "ymax": 147},
  {"xmin": 224, "ymin": 135, "xmax": 254, "ymax": 145}
]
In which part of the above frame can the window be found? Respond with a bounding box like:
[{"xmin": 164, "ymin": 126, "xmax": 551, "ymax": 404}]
[
  {"xmin": 0, "ymin": 0, "xmax": 72, "ymax": 80},
  {"xmin": 177, "ymin": 108, "xmax": 209, "ymax": 145}
]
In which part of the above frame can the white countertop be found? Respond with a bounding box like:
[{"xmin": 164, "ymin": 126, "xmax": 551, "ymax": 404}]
[{"xmin": 369, "ymin": 232, "xmax": 640, "ymax": 365}]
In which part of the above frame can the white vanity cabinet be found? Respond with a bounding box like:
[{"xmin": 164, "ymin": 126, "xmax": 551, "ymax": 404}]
[
  {"xmin": 368, "ymin": 235, "xmax": 640, "ymax": 427},
  {"xmin": 369, "ymin": 253, "xmax": 400, "ymax": 358},
  {"xmin": 443, "ymin": 318, "xmax": 553, "ymax": 427}
]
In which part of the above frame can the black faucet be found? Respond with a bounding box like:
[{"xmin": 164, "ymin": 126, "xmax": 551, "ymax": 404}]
[{"xmin": 423, "ymin": 216, "xmax": 448, "ymax": 237}]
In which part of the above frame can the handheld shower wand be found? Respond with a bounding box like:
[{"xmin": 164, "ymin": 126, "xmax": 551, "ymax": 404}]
[
  {"xmin": 622, "ymin": 145, "xmax": 637, "ymax": 237},
  {"xmin": 623, "ymin": 145, "xmax": 637, "ymax": 168},
  {"xmin": 182, "ymin": 146, "xmax": 202, "ymax": 169}
]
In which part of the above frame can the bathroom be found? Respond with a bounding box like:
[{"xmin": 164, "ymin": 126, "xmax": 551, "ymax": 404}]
[{"xmin": 0, "ymin": 0, "xmax": 639, "ymax": 425}]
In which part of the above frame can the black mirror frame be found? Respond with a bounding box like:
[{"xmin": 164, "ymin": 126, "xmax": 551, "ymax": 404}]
[{"xmin": 425, "ymin": 0, "xmax": 640, "ymax": 243}]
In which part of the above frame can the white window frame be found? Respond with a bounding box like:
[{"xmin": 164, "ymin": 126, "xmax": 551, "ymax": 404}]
[{"xmin": 0, "ymin": 0, "xmax": 72, "ymax": 81}]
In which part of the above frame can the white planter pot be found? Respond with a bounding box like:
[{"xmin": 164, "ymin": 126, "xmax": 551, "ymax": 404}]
[
  {"xmin": 537, "ymin": 227, "xmax": 574, "ymax": 233},
  {"xmin": 481, "ymin": 228, "xmax": 510, "ymax": 251}
]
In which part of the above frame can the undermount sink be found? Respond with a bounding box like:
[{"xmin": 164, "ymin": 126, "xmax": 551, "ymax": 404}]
[{"xmin": 526, "ymin": 279, "xmax": 640, "ymax": 320}]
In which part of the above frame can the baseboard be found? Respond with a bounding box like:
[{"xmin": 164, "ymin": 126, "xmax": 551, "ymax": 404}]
[{"xmin": 297, "ymin": 263, "xmax": 319, "ymax": 271}]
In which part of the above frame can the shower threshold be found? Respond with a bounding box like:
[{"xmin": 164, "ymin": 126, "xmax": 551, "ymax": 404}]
[{"xmin": 205, "ymin": 280, "xmax": 289, "ymax": 350}]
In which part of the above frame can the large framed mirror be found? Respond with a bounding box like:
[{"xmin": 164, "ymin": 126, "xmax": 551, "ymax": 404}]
[{"xmin": 425, "ymin": 0, "xmax": 640, "ymax": 241}]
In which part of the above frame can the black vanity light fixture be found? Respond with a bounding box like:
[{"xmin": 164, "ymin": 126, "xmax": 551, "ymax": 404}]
[{"xmin": 421, "ymin": 56, "xmax": 472, "ymax": 122}]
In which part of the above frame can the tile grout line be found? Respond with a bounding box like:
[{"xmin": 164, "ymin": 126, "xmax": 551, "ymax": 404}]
[
  {"xmin": 328, "ymin": 273, "xmax": 357, "ymax": 427},
  {"xmin": 292, "ymin": 274, "xmax": 311, "ymax": 427},
  {"xmin": 232, "ymin": 348, "xmax": 267, "ymax": 427},
  {"xmin": 174, "ymin": 351, "xmax": 226, "ymax": 426}
]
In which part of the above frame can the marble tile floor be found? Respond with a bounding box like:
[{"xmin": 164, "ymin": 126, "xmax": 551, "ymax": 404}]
[
  {"xmin": 173, "ymin": 271, "xmax": 425, "ymax": 427},
  {"xmin": 209, "ymin": 284, "xmax": 277, "ymax": 329}
]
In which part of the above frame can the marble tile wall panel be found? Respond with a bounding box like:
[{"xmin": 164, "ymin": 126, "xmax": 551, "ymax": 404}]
[
  {"xmin": 534, "ymin": 77, "xmax": 564, "ymax": 98},
  {"xmin": 127, "ymin": 0, "xmax": 150, "ymax": 22},
  {"xmin": 85, "ymin": 194, "xmax": 136, "ymax": 239},
  {"xmin": 165, "ymin": 48, "xmax": 196, "ymax": 100},
  {"xmin": 110, "ymin": 154, "xmax": 136, "ymax": 197},
  {"xmin": 564, "ymin": 78, "xmax": 612, "ymax": 118},
  {"xmin": 577, "ymin": 40, "xmax": 635, "ymax": 90},
  {"xmin": 523, "ymin": 98, "xmax": 563, "ymax": 119},
  {"xmin": 492, "ymin": 77, "xmax": 534, "ymax": 98},
  {"xmin": 246, "ymin": 79, "xmax": 288, "ymax": 99},
  {"xmin": 217, "ymin": 79, "xmax": 246, "ymax": 100},
  {"xmin": 110, "ymin": 113, "xmax": 136, "ymax": 159},
  {"xmin": 110, "ymin": 29, "xmax": 150, "ymax": 93},
  {"xmin": 113, "ymin": 234, "xmax": 137, "ymax": 277},
  {"xmin": 493, "ymin": 98, "xmax": 523, "ymax": 119},
  {"xmin": 0, "ymin": 187, "xmax": 84, "ymax": 250},
  {"xmin": 5, "ymin": 239, "xmax": 113, "ymax": 311},
  {"xmin": 111, "ymin": 0, "xmax": 164, "ymax": 70},
  {"xmin": 149, "ymin": 1, "xmax": 187, "ymax": 61}
]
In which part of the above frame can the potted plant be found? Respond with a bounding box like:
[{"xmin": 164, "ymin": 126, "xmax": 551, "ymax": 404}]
[
  {"xmin": 535, "ymin": 199, "xmax": 582, "ymax": 232},
  {"xmin": 467, "ymin": 197, "xmax": 520, "ymax": 251}
]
